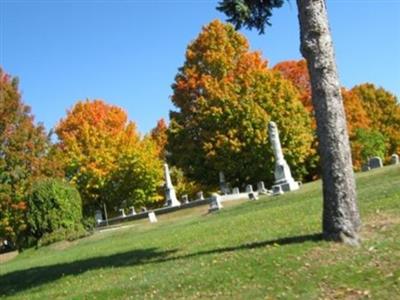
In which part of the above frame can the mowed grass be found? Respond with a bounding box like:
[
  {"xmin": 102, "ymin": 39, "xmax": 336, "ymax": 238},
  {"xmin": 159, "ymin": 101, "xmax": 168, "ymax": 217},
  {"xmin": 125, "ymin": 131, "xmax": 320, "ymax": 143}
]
[{"xmin": 1, "ymin": 166, "xmax": 399, "ymax": 299}]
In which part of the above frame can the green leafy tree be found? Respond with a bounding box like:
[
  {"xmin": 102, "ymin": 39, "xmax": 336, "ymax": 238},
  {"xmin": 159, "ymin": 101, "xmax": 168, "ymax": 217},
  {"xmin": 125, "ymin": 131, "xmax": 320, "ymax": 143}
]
[
  {"xmin": 168, "ymin": 20, "xmax": 313, "ymax": 188},
  {"xmin": 26, "ymin": 178, "xmax": 85, "ymax": 246},
  {"xmin": 217, "ymin": 0, "xmax": 361, "ymax": 244},
  {"xmin": 352, "ymin": 129, "xmax": 386, "ymax": 165},
  {"xmin": 0, "ymin": 68, "xmax": 61, "ymax": 249}
]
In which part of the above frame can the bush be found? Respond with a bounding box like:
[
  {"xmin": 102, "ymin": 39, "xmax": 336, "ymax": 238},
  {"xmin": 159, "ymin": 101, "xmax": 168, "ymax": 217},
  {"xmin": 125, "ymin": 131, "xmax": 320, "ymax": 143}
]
[{"xmin": 27, "ymin": 179, "xmax": 86, "ymax": 246}]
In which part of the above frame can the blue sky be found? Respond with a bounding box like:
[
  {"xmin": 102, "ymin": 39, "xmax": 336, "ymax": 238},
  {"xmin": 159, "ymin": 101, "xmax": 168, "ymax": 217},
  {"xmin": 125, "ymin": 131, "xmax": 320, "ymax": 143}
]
[{"xmin": 1, "ymin": 0, "xmax": 399, "ymax": 135}]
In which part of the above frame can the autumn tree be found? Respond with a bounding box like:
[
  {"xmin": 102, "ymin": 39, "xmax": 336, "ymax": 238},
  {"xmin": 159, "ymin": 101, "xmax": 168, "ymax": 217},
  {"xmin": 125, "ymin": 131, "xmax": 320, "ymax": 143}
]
[
  {"xmin": 352, "ymin": 83, "xmax": 400, "ymax": 156},
  {"xmin": 150, "ymin": 118, "xmax": 168, "ymax": 159},
  {"xmin": 168, "ymin": 20, "xmax": 313, "ymax": 188},
  {"xmin": 0, "ymin": 68, "xmax": 61, "ymax": 249},
  {"xmin": 55, "ymin": 100, "xmax": 163, "ymax": 214},
  {"xmin": 218, "ymin": 0, "xmax": 361, "ymax": 244},
  {"xmin": 273, "ymin": 60, "xmax": 372, "ymax": 170},
  {"xmin": 273, "ymin": 60, "xmax": 312, "ymax": 112}
]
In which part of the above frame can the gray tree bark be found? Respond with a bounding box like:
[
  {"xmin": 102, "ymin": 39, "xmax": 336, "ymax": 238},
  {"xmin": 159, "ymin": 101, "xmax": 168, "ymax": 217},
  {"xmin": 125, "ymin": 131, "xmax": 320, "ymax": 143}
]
[{"xmin": 296, "ymin": 0, "xmax": 361, "ymax": 244}]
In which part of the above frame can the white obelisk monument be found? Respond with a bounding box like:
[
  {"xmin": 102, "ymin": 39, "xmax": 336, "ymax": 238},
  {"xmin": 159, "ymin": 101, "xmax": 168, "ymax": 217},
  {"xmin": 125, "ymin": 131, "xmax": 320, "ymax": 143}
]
[
  {"xmin": 268, "ymin": 121, "xmax": 299, "ymax": 193},
  {"xmin": 163, "ymin": 163, "xmax": 181, "ymax": 207}
]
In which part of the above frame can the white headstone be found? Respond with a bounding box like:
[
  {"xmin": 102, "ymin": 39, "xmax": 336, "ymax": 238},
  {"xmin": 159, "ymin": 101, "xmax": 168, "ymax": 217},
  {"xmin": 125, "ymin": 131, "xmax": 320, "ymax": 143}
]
[
  {"xmin": 219, "ymin": 171, "xmax": 229, "ymax": 195},
  {"xmin": 257, "ymin": 181, "xmax": 268, "ymax": 194},
  {"xmin": 182, "ymin": 194, "xmax": 189, "ymax": 204},
  {"xmin": 248, "ymin": 192, "xmax": 259, "ymax": 200},
  {"xmin": 369, "ymin": 156, "xmax": 383, "ymax": 169},
  {"xmin": 196, "ymin": 191, "xmax": 204, "ymax": 200},
  {"xmin": 148, "ymin": 211, "xmax": 158, "ymax": 223},
  {"xmin": 245, "ymin": 184, "xmax": 253, "ymax": 193},
  {"xmin": 209, "ymin": 193, "xmax": 223, "ymax": 212},
  {"xmin": 94, "ymin": 210, "xmax": 103, "ymax": 225},
  {"xmin": 391, "ymin": 154, "xmax": 399, "ymax": 165},
  {"xmin": 119, "ymin": 208, "xmax": 126, "ymax": 217},
  {"xmin": 269, "ymin": 121, "xmax": 299, "ymax": 192},
  {"xmin": 272, "ymin": 185, "xmax": 284, "ymax": 196},
  {"xmin": 232, "ymin": 187, "xmax": 240, "ymax": 194},
  {"xmin": 129, "ymin": 206, "xmax": 136, "ymax": 215},
  {"xmin": 163, "ymin": 163, "xmax": 181, "ymax": 207}
]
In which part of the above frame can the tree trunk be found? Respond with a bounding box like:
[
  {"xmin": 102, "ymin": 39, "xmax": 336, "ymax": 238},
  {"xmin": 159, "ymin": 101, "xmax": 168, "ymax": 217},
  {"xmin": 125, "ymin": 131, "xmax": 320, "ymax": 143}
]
[{"xmin": 296, "ymin": 0, "xmax": 361, "ymax": 244}]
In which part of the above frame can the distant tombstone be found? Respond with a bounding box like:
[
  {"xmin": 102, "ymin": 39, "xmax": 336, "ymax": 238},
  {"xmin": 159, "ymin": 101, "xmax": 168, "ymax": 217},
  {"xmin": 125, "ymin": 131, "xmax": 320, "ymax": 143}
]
[
  {"xmin": 391, "ymin": 154, "xmax": 399, "ymax": 165},
  {"xmin": 272, "ymin": 185, "xmax": 284, "ymax": 196},
  {"xmin": 361, "ymin": 164, "xmax": 370, "ymax": 172},
  {"xmin": 182, "ymin": 194, "xmax": 189, "ymax": 204},
  {"xmin": 257, "ymin": 181, "xmax": 268, "ymax": 194},
  {"xmin": 232, "ymin": 187, "xmax": 240, "ymax": 194},
  {"xmin": 219, "ymin": 171, "xmax": 229, "ymax": 195},
  {"xmin": 248, "ymin": 192, "xmax": 259, "ymax": 201},
  {"xmin": 141, "ymin": 207, "xmax": 147, "ymax": 213},
  {"xmin": 148, "ymin": 211, "xmax": 158, "ymax": 223},
  {"xmin": 129, "ymin": 206, "xmax": 136, "ymax": 215},
  {"xmin": 196, "ymin": 191, "xmax": 204, "ymax": 200},
  {"xmin": 369, "ymin": 156, "xmax": 383, "ymax": 169},
  {"xmin": 245, "ymin": 184, "xmax": 253, "ymax": 193},
  {"xmin": 209, "ymin": 193, "xmax": 223, "ymax": 212},
  {"xmin": 119, "ymin": 208, "xmax": 126, "ymax": 217},
  {"xmin": 94, "ymin": 210, "xmax": 103, "ymax": 225}
]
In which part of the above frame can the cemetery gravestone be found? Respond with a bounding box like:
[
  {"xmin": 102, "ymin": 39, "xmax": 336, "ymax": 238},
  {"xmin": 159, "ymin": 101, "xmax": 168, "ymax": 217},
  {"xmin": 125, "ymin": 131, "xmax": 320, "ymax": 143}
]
[
  {"xmin": 119, "ymin": 208, "xmax": 126, "ymax": 217},
  {"xmin": 391, "ymin": 154, "xmax": 399, "ymax": 165},
  {"xmin": 369, "ymin": 156, "xmax": 383, "ymax": 169},
  {"xmin": 273, "ymin": 185, "xmax": 284, "ymax": 196},
  {"xmin": 209, "ymin": 193, "xmax": 223, "ymax": 212},
  {"xmin": 163, "ymin": 163, "xmax": 181, "ymax": 207},
  {"xmin": 129, "ymin": 206, "xmax": 136, "ymax": 215},
  {"xmin": 257, "ymin": 181, "xmax": 268, "ymax": 194},
  {"xmin": 245, "ymin": 184, "xmax": 253, "ymax": 193},
  {"xmin": 182, "ymin": 194, "xmax": 189, "ymax": 204},
  {"xmin": 197, "ymin": 191, "xmax": 204, "ymax": 200},
  {"xmin": 269, "ymin": 121, "xmax": 299, "ymax": 192},
  {"xmin": 248, "ymin": 191, "xmax": 259, "ymax": 200},
  {"xmin": 219, "ymin": 171, "xmax": 229, "ymax": 195},
  {"xmin": 148, "ymin": 211, "xmax": 158, "ymax": 223},
  {"xmin": 95, "ymin": 210, "xmax": 103, "ymax": 225}
]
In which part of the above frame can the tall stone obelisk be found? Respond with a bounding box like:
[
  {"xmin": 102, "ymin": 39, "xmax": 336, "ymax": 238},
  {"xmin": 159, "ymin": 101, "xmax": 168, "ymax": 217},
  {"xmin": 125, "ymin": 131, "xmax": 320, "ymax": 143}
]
[
  {"xmin": 163, "ymin": 163, "xmax": 180, "ymax": 207},
  {"xmin": 268, "ymin": 121, "xmax": 299, "ymax": 192}
]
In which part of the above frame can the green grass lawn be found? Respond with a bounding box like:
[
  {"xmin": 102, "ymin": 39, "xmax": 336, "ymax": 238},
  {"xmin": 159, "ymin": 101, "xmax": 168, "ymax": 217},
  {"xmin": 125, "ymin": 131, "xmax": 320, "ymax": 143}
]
[{"xmin": 1, "ymin": 166, "xmax": 399, "ymax": 299}]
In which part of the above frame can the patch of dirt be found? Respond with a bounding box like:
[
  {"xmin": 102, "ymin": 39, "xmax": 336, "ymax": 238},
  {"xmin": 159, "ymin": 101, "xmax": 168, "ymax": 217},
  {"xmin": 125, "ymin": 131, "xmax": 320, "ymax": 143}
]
[
  {"xmin": 0, "ymin": 251, "xmax": 18, "ymax": 264},
  {"xmin": 318, "ymin": 283, "xmax": 371, "ymax": 300},
  {"xmin": 361, "ymin": 212, "xmax": 400, "ymax": 239}
]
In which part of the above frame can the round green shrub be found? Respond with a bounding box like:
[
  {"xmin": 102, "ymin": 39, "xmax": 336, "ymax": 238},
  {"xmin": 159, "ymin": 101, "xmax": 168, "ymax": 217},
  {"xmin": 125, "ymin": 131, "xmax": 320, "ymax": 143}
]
[{"xmin": 27, "ymin": 178, "xmax": 86, "ymax": 246}]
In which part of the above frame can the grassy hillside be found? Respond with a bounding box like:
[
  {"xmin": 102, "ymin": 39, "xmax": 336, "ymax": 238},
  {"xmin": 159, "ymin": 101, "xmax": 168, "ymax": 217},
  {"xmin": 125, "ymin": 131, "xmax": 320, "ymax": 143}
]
[{"xmin": 1, "ymin": 166, "xmax": 399, "ymax": 299}]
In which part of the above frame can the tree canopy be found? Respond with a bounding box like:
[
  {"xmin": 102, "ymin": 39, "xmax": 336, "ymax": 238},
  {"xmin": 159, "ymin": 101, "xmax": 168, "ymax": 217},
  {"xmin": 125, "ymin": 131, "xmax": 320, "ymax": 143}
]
[
  {"xmin": 0, "ymin": 68, "xmax": 62, "ymax": 248},
  {"xmin": 55, "ymin": 100, "xmax": 163, "ymax": 214},
  {"xmin": 168, "ymin": 20, "xmax": 313, "ymax": 188}
]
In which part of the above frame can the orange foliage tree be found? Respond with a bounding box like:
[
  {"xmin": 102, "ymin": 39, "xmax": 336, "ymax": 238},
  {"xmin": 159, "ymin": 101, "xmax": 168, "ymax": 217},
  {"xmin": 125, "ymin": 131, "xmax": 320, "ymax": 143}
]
[
  {"xmin": 273, "ymin": 59, "xmax": 374, "ymax": 169},
  {"xmin": 352, "ymin": 83, "xmax": 400, "ymax": 156},
  {"xmin": 168, "ymin": 20, "xmax": 314, "ymax": 187},
  {"xmin": 150, "ymin": 118, "xmax": 168, "ymax": 159},
  {"xmin": 56, "ymin": 100, "xmax": 163, "ymax": 214},
  {"xmin": 273, "ymin": 60, "xmax": 312, "ymax": 112}
]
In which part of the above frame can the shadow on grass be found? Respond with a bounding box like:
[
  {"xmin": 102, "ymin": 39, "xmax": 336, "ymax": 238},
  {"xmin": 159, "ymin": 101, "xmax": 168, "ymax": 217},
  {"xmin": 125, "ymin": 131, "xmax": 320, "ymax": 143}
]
[
  {"xmin": 165, "ymin": 233, "xmax": 324, "ymax": 264},
  {"xmin": 0, "ymin": 247, "xmax": 177, "ymax": 296},
  {"xmin": 0, "ymin": 233, "xmax": 322, "ymax": 297}
]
